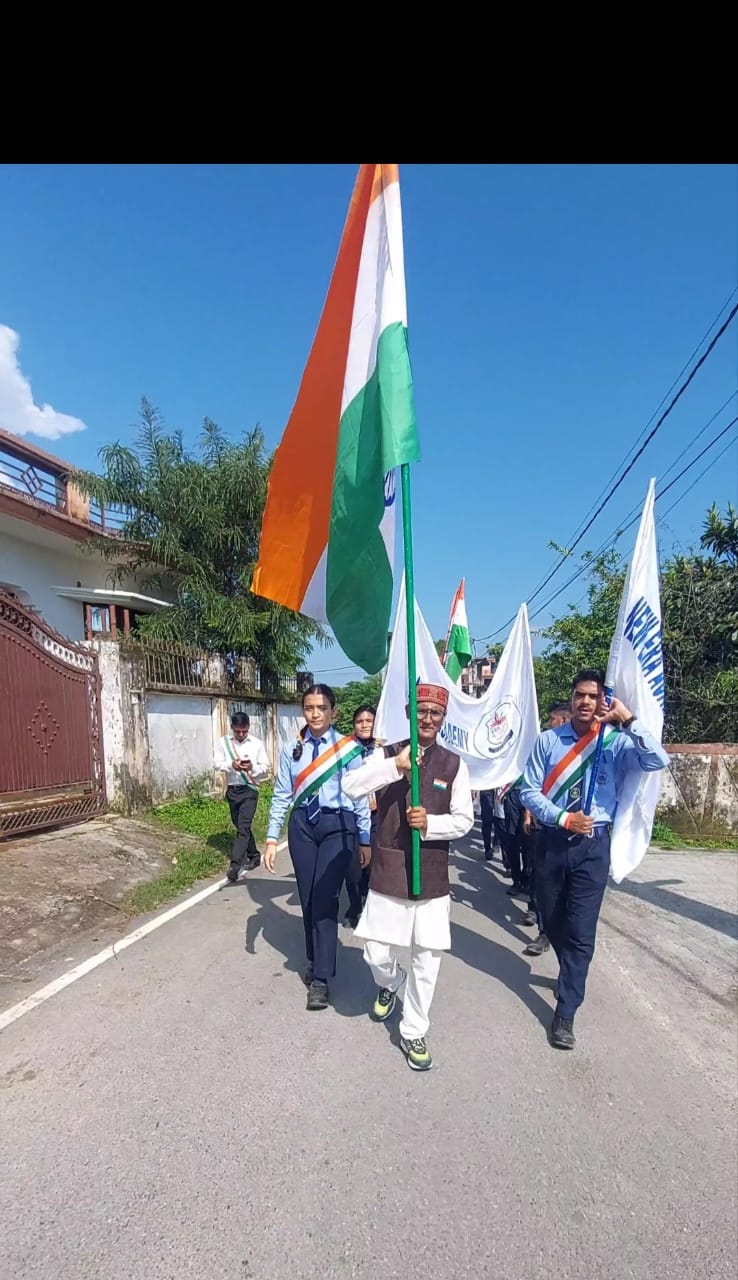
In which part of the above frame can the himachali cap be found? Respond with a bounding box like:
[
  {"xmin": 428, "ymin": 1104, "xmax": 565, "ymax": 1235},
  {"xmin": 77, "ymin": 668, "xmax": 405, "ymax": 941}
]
[{"xmin": 415, "ymin": 683, "xmax": 449, "ymax": 709}]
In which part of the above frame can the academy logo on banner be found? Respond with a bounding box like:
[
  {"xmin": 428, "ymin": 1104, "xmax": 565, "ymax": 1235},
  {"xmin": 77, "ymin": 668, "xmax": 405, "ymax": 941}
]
[
  {"xmin": 375, "ymin": 579, "xmax": 540, "ymax": 790},
  {"xmin": 472, "ymin": 695, "xmax": 523, "ymax": 760}
]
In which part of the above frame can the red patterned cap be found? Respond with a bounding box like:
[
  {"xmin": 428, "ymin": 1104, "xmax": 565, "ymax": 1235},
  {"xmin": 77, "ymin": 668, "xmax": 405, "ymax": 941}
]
[{"xmin": 415, "ymin": 683, "xmax": 449, "ymax": 709}]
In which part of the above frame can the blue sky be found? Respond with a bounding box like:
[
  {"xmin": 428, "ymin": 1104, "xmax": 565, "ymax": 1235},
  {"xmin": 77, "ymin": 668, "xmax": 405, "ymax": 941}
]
[{"xmin": 1, "ymin": 163, "xmax": 736, "ymax": 681}]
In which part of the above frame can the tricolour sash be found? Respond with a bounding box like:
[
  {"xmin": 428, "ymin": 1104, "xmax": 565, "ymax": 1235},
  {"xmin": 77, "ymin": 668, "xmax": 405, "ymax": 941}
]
[
  {"xmin": 223, "ymin": 736, "xmax": 259, "ymax": 791},
  {"xmin": 542, "ymin": 726, "xmax": 617, "ymax": 806},
  {"xmin": 292, "ymin": 734, "xmax": 363, "ymax": 806}
]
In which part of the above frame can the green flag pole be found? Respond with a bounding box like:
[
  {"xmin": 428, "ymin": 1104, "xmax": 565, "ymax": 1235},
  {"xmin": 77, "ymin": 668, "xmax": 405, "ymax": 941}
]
[{"xmin": 400, "ymin": 463, "xmax": 421, "ymax": 897}]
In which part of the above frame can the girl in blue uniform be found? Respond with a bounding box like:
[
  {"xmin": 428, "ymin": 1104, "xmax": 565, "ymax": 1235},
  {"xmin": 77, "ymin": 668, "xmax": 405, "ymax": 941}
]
[{"xmin": 264, "ymin": 684, "xmax": 371, "ymax": 1011}]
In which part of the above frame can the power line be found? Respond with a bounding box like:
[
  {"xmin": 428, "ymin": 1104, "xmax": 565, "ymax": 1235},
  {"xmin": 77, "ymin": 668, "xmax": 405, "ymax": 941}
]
[
  {"xmin": 479, "ymin": 301, "xmax": 738, "ymax": 641},
  {"xmin": 525, "ymin": 415, "xmax": 738, "ymax": 625},
  {"xmin": 538, "ymin": 428, "xmax": 738, "ymax": 624},
  {"xmin": 659, "ymin": 432, "xmax": 738, "ymax": 522},
  {"xmin": 562, "ymin": 287, "xmax": 738, "ymax": 549}
]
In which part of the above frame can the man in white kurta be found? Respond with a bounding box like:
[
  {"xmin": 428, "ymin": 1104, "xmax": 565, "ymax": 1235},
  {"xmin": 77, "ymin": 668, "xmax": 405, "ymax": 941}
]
[{"xmin": 342, "ymin": 683, "xmax": 473, "ymax": 1071}]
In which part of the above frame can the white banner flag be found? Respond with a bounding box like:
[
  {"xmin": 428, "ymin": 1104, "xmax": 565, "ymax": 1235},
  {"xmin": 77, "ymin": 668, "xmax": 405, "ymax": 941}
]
[
  {"xmin": 375, "ymin": 579, "xmax": 540, "ymax": 790},
  {"xmin": 607, "ymin": 478, "xmax": 666, "ymax": 882}
]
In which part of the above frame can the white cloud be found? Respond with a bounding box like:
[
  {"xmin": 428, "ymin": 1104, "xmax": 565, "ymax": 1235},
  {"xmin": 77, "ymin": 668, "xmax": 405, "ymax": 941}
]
[{"xmin": 0, "ymin": 325, "xmax": 86, "ymax": 440}]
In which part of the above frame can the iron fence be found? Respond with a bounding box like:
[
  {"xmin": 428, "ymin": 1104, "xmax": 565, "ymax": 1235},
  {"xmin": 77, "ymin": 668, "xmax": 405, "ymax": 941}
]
[{"xmin": 127, "ymin": 637, "xmax": 308, "ymax": 701}]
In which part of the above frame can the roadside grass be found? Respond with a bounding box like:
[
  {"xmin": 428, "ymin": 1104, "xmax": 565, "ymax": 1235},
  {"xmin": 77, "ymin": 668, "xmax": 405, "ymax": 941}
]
[
  {"xmin": 651, "ymin": 817, "xmax": 738, "ymax": 851},
  {"xmin": 124, "ymin": 783, "xmax": 274, "ymax": 914},
  {"xmin": 123, "ymin": 789, "xmax": 736, "ymax": 915}
]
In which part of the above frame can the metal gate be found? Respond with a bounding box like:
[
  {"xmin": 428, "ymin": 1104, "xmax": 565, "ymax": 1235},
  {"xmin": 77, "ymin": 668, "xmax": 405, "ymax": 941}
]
[{"xmin": 0, "ymin": 592, "xmax": 106, "ymax": 837}]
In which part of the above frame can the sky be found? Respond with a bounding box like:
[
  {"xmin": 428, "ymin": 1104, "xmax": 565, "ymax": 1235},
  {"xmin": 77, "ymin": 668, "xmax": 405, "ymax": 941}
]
[{"xmin": 0, "ymin": 163, "xmax": 736, "ymax": 682}]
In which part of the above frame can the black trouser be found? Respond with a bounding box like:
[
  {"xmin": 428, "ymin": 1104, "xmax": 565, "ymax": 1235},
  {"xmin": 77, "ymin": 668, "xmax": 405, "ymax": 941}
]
[
  {"xmin": 523, "ymin": 827, "xmax": 541, "ymax": 916},
  {"xmin": 289, "ymin": 806, "xmax": 356, "ymax": 981},
  {"xmin": 503, "ymin": 789, "xmax": 526, "ymax": 888},
  {"xmin": 226, "ymin": 785, "xmax": 259, "ymax": 867},
  {"xmin": 344, "ymin": 812, "xmax": 375, "ymax": 917},
  {"xmin": 479, "ymin": 790, "xmax": 496, "ymax": 854},
  {"xmin": 535, "ymin": 826, "xmax": 610, "ymax": 1019}
]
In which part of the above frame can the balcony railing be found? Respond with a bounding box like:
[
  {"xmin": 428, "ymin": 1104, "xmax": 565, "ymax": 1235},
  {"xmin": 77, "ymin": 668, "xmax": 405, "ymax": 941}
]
[{"xmin": 0, "ymin": 440, "xmax": 126, "ymax": 533}]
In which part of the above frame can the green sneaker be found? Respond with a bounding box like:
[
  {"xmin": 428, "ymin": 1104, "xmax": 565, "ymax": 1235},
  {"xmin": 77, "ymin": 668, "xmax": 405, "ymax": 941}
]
[
  {"xmin": 370, "ymin": 968, "xmax": 405, "ymax": 1022},
  {"xmin": 400, "ymin": 1036, "xmax": 433, "ymax": 1072}
]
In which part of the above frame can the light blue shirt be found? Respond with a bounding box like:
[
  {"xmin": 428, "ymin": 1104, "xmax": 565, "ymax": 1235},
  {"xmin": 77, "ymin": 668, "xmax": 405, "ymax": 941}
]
[
  {"xmin": 266, "ymin": 727, "xmax": 371, "ymax": 842},
  {"xmin": 520, "ymin": 718, "xmax": 669, "ymax": 828}
]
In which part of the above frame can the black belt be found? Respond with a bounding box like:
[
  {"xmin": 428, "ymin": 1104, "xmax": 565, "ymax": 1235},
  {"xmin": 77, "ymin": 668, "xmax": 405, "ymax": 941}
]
[
  {"xmin": 547, "ymin": 821, "xmax": 610, "ymax": 837},
  {"xmin": 320, "ymin": 806, "xmax": 351, "ymax": 815}
]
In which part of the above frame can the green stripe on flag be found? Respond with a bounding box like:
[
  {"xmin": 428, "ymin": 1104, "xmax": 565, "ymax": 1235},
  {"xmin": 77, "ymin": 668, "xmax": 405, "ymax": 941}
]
[
  {"xmin": 445, "ymin": 622, "xmax": 472, "ymax": 683},
  {"xmin": 326, "ymin": 322, "xmax": 419, "ymax": 674}
]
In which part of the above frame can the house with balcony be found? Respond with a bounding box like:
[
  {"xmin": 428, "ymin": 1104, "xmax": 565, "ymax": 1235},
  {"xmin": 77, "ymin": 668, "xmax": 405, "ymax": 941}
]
[
  {"xmin": 0, "ymin": 429, "xmax": 172, "ymax": 641},
  {"xmin": 460, "ymin": 655, "xmax": 497, "ymax": 698}
]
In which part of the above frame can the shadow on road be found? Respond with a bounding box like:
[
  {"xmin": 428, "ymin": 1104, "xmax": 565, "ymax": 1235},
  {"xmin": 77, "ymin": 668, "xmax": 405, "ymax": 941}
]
[
  {"xmin": 450, "ymin": 843, "xmax": 556, "ymax": 1031},
  {"xmin": 237, "ymin": 872, "xmax": 373, "ymax": 1018},
  {"xmin": 612, "ymin": 877, "xmax": 738, "ymax": 940}
]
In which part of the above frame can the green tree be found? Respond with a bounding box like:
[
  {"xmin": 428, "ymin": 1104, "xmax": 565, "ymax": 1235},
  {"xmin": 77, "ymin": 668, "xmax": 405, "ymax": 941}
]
[
  {"xmin": 663, "ymin": 503, "xmax": 738, "ymax": 741},
  {"xmin": 701, "ymin": 500, "xmax": 738, "ymax": 566},
  {"xmin": 74, "ymin": 400, "xmax": 324, "ymax": 681},
  {"xmin": 332, "ymin": 674, "xmax": 383, "ymax": 734},
  {"xmin": 533, "ymin": 507, "xmax": 737, "ymax": 743},
  {"xmin": 534, "ymin": 550, "xmax": 624, "ymax": 717}
]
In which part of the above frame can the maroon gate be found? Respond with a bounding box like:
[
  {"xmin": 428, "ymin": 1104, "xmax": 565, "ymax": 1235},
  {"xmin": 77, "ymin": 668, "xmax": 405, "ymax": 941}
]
[{"xmin": 0, "ymin": 591, "xmax": 106, "ymax": 837}]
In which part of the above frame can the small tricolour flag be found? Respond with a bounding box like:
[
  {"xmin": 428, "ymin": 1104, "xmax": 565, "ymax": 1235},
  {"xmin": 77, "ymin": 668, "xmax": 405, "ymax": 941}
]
[
  {"xmin": 442, "ymin": 578, "xmax": 472, "ymax": 685},
  {"xmin": 251, "ymin": 164, "xmax": 420, "ymax": 675}
]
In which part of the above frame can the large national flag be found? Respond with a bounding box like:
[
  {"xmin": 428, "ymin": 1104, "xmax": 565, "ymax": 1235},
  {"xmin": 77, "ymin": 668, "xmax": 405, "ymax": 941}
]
[
  {"xmin": 251, "ymin": 164, "xmax": 419, "ymax": 675},
  {"xmin": 607, "ymin": 478, "xmax": 666, "ymax": 882},
  {"xmin": 376, "ymin": 578, "xmax": 539, "ymax": 790},
  {"xmin": 442, "ymin": 579, "xmax": 472, "ymax": 684}
]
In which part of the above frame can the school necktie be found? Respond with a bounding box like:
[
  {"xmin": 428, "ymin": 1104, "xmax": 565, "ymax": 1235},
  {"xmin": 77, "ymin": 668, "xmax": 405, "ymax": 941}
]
[{"xmin": 305, "ymin": 736, "xmax": 324, "ymax": 824}]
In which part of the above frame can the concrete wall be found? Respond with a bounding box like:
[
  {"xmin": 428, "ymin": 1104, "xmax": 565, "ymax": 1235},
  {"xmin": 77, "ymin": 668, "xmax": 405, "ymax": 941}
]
[
  {"xmin": 92, "ymin": 643, "xmax": 305, "ymax": 810},
  {"xmin": 658, "ymin": 746, "xmax": 738, "ymax": 839},
  {"xmin": 147, "ymin": 693, "xmax": 219, "ymax": 804},
  {"xmin": 73, "ymin": 645, "xmax": 738, "ymax": 833},
  {"xmin": 91, "ymin": 640, "xmax": 153, "ymax": 813},
  {"xmin": 229, "ymin": 699, "xmax": 303, "ymax": 772}
]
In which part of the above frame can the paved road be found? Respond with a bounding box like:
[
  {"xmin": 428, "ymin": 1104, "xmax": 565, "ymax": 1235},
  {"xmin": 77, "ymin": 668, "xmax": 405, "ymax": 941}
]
[{"xmin": 2, "ymin": 830, "xmax": 736, "ymax": 1280}]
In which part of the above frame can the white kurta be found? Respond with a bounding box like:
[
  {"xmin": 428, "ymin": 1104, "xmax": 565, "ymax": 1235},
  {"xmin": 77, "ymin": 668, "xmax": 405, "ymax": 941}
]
[{"xmin": 342, "ymin": 748, "xmax": 474, "ymax": 951}]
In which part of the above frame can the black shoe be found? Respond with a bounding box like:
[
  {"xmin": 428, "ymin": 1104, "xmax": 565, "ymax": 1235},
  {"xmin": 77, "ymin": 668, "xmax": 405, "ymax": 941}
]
[
  {"xmin": 226, "ymin": 862, "xmax": 240, "ymax": 883},
  {"xmin": 245, "ymin": 853, "xmax": 261, "ymax": 871},
  {"xmin": 483, "ymin": 851, "xmax": 493, "ymax": 862},
  {"xmin": 522, "ymin": 909, "xmax": 538, "ymax": 927},
  {"xmin": 550, "ymin": 1014, "xmax": 575, "ymax": 1049},
  {"xmin": 523, "ymin": 932, "xmax": 550, "ymax": 957},
  {"xmin": 302, "ymin": 963, "xmax": 314, "ymax": 988},
  {"xmin": 506, "ymin": 883, "xmax": 525, "ymax": 897},
  {"xmin": 306, "ymin": 980, "xmax": 330, "ymax": 1011}
]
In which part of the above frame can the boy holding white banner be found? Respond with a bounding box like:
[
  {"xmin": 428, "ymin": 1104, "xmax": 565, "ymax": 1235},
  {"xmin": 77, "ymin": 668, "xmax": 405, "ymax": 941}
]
[{"xmin": 520, "ymin": 669, "xmax": 669, "ymax": 1050}]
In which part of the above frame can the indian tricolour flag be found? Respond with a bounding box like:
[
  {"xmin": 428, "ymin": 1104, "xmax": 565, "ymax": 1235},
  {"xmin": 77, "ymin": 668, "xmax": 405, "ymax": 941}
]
[
  {"xmin": 442, "ymin": 578, "xmax": 472, "ymax": 684},
  {"xmin": 251, "ymin": 164, "xmax": 420, "ymax": 675}
]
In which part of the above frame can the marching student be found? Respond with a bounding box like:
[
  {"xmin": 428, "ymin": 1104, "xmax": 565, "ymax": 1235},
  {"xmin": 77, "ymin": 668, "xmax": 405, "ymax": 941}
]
[
  {"xmin": 520, "ymin": 670, "xmax": 668, "ymax": 1050},
  {"xmin": 263, "ymin": 685, "xmax": 371, "ymax": 1012},
  {"xmin": 523, "ymin": 701, "xmax": 571, "ymax": 952},
  {"xmin": 214, "ymin": 712, "xmax": 271, "ymax": 882},
  {"xmin": 344, "ymin": 704, "xmax": 378, "ymax": 927}
]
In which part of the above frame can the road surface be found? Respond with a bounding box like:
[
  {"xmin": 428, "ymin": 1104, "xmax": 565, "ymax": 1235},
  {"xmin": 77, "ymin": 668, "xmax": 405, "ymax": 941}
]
[{"xmin": 2, "ymin": 830, "xmax": 736, "ymax": 1279}]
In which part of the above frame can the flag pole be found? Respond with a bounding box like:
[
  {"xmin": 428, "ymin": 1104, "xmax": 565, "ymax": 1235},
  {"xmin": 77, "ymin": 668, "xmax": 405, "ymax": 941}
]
[
  {"xmin": 583, "ymin": 684, "xmax": 613, "ymax": 816},
  {"xmin": 400, "ymin": 463, "xmax": 421, "ymax": 896}
]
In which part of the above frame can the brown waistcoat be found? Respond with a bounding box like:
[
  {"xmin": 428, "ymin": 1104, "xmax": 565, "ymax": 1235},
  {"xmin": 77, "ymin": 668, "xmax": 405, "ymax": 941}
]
[{"xmin": 370, "ymin": 740, "xmax": 460, "ymax": 901}]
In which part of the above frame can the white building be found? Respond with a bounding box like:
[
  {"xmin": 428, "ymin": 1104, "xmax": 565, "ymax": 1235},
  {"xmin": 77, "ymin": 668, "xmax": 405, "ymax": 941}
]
[{"xmin": 0, "ymin": 428, "xmax": 172, "ymax": 640}]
